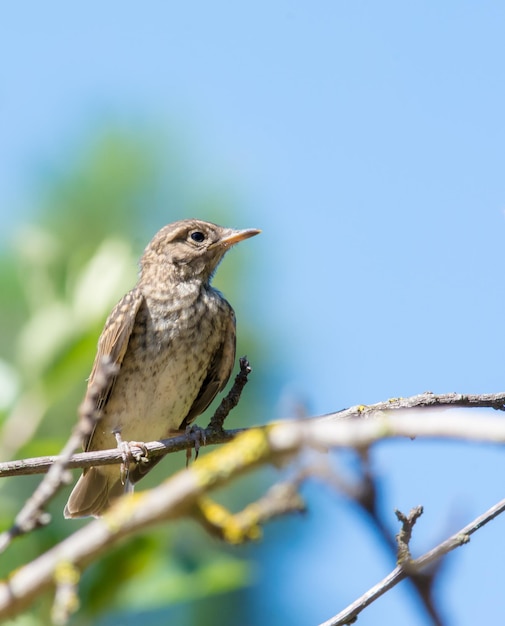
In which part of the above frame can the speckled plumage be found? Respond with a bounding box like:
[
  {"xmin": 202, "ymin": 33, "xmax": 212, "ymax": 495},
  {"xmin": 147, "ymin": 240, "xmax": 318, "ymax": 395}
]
[{"xmin": 64, "ymin": 219, "xmax": 260, "ymax": 518}]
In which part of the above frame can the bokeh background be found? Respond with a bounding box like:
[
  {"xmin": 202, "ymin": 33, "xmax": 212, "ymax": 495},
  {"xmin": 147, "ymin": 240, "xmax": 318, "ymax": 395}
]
[{"xmin": 2, "ymin": 2, "xmax": 505, "ymax": 625}]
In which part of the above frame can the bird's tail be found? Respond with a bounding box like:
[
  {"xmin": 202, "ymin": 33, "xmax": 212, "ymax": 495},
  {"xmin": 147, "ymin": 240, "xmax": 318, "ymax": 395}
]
[{"xmin": 64, "ymin": 467, "xmax": 127, "ymax": 518}]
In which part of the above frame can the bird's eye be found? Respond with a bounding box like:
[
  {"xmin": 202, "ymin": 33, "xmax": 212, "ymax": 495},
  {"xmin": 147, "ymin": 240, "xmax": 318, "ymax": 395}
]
[{"xmin": 190, "ymin": 231, "xmax": 206, "ymax": 243}]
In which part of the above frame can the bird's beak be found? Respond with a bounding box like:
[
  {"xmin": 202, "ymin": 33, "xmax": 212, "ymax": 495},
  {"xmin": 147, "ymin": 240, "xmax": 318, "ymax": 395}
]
[{"xmin": 213, "ymin": 228, "xmax": 261, "ymax": 249}]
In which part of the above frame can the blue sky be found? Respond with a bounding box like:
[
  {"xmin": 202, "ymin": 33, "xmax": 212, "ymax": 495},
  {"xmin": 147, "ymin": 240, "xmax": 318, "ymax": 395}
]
[{"xmin": 3, "ymin": 2, "xmax": 505, "ymax": 624}]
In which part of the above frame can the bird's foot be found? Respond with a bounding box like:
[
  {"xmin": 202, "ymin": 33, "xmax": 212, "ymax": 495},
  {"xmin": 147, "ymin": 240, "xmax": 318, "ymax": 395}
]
[
  {"xmin": 128, "ymin": 441, "xmax": 150, "ymax": 465},
  {"xmin": 114, "ymin": 433, "xmax": 148, "ymax": 486},
  {"xmin": 114, "ymin": 432, "xmax": 131, "ymax": 486},
  {"xmin": 185, "ymin": 425, "xmax": 207, "ymax": 466}
]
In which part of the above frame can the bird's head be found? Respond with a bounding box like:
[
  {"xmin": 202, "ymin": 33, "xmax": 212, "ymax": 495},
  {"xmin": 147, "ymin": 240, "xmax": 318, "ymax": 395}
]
[{"xmin": 140, "ymin": 219, "xmax": 261, "ymax": 285}]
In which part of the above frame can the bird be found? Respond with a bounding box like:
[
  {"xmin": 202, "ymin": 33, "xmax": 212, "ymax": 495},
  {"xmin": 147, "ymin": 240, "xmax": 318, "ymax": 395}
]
[{"xmin": 64, "ymin": 218, "xmax": 260, "ymax": 518}]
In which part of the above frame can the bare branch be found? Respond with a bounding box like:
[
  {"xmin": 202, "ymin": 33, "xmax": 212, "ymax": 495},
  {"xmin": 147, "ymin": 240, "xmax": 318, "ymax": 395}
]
[
  {"xmin": 3, "ymin": 402, "xmax": 505, "ymax": 480},
  {"xmin": 323, "ymin": 391, "xmax": 505, "ymax": 421},
  {"xmin": 208, "ymin": 355, "xmax": 252, "ymax": 431},
  {"xmin": 0, "ymin": 428, "xmax": 244, "ymax": 477},
  {"xmin": 319, "ymin": 497, "xmax": 505, "ymax": 626},
  {"xmin": 395, "ymin": 506, "xmax": 424, "ymax": 565},
  {"xmin": 394, "ymin": 507, "xmax": 443, "ymax": 625}
]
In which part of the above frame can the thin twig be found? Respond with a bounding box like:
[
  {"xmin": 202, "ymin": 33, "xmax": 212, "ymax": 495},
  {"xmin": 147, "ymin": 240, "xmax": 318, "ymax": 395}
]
[
  {"xmin": 208, "ymin": 356, "xmax": 252, "ymax": 431},
  {"xmin": 335, "ymin": 454, "xmax": 444, "ymax": 626},
  {"xmin": 322, "ymin": 391, "xmax": 505, "ymax": 421},
  {"xmin": 394, "ymin": 507, "xmax": 443, "ymax": 626},
  {"xmin": 0, "ymin": 358, "xmax": 117, "ymax": 553},
  {"xmin": 319, "ymin": 498, "xmax": 505, "ymax": 626},
  {"xmin": 395, "ymin": 506, "xmax": 424, "ymax": 565}
]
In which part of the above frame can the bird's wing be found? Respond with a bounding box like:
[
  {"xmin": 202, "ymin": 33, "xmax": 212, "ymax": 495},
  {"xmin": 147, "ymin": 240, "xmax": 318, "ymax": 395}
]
[
  {"xmin": 180, "ymin": 306, "xmax": 237, "ymax": 428},
  {"xmin": 82, "ymin": 287, "xmax": 144, "ymax": 451}
]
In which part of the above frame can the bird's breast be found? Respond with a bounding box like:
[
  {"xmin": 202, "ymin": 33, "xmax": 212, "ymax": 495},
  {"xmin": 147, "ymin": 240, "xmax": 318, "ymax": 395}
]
[{"xmin": 92, "ymin": 287, "xmax": 233, "ymax": 448}]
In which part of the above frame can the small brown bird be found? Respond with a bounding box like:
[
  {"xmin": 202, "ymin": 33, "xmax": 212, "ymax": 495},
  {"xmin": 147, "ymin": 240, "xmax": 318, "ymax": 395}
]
[{"xmin": 64, "ymin": 218, "xmax": 260, "ymax": 518}]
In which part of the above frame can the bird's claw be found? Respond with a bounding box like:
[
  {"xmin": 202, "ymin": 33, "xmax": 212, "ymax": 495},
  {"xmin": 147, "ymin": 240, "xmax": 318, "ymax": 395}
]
[
  {"xmin": 115, "ymin": 433, "xmax": 149, "ymax": 485},
  {"xmin": 129, "ymin": 441, "xmax": 150, "ymax": 464},
  {"xmin": 185, "ymin": 425, "xmax": 206, "ymax": 466}
]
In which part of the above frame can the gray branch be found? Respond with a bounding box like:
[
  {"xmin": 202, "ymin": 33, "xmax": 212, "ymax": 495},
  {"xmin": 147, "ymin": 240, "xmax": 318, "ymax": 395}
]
[
  {"xmin": 320, "ymin": 497, "xmax": 505, "ymax": 626},
  {"xmin": 2, "ymin": 390, "xmax": 505, "ymax": 478}
]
